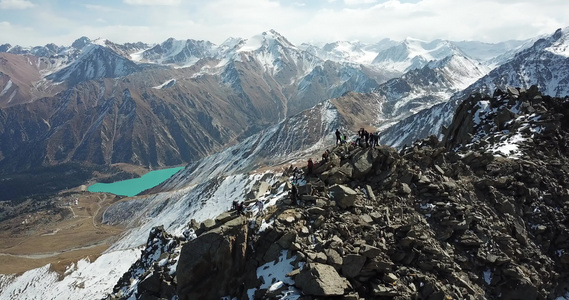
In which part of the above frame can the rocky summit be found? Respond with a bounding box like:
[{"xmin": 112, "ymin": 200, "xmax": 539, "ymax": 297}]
[{"xmin": 106, "ymin": 87, "xmax": 569, "ymax": 299}]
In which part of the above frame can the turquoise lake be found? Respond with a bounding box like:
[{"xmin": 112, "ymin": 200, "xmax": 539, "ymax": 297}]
[{"xmin": 87, "ymin": 167, "xmax": 184, "ymax": 197}]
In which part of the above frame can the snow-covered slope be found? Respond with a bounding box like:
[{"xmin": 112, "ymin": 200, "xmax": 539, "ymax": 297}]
[
  {"xmin": 374, "ymin": 53, "xmax": 490, "ymax": 132},
  {"xmin": 381, "ymin": 27, "xmax": 569, "ymax": 148},
  {"xmin": 46, "ymin": 44, "xmax": 142, "ymax": 85},
  {"xmin": 0, "ymin": 249, "xmax": 140, "ymax": 300},
  {"xmin": 300, "ymin": 39, "xmax": 398, "ymax": 65},
  {"xmin": 161, "ymin": 100, "xmax": 341, "ymax": 191},
  {"xmin": 137, "ymin": 38, "xmax": 215, "ymax": 67},
  {"xmin": 371, "ymin": 38, "xmax": 467, "ymax": 73},
  {"xmin": 452, "ymin": 39, "xmax": 535, "ymax": 67},
  {"xmin": 0, "ymin": 93, "xmax": 345, "ymax": 299}
]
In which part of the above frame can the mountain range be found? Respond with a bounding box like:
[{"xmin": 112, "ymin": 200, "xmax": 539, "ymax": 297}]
[
  {"xmin": 380, "ymin": 27, "xmax": 569, "ymax": 148},
  {"xmin": 1, "ymin": 26, "xmax": 569, "ymax": 299},
  {"xmin": 0, "ymin": 29, "xmax": 528, "ymax": 179}
]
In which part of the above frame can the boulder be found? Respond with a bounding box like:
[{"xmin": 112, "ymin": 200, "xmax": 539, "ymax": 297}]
[
  {"xmin": 325, "ymin": 248, "xmax": 343, "ymax": 270},
  {"xmin": 177, "ymin": 216, "xmax": 248, "ymax": 299},
  {"xmin": 256, "ymin": 181, "xmax": 271, "ymax": 198},
  {"xmin": 399, "ymin": 182, "xmax": 412, "ymax": 195},
  {"xmin": 360, "ymin": 244, "xmax": 381, "ymax": 259},
  {"xmin": 342, "ymin": 254, "xmax": 366, "ymax": 278},
  {"xmin": 276, "ymin": 232, "xmax": 297, "ymax": 249},
  {"xmin": 215, "ymin": 212, "xmax": 234, "ymax": 224},
  {"xmin": 329, "ymin": 184, "xmax": 358, "ymax": 209},
  {"xmin": 295, "ymin": 263, "xmax": 351, "ymax": 296},
  {"xmin": 199, "ymin": 219, "xmax": 216, "ymax": 232},
  {"xmin": 352, "ymin": 149, "xmax": 374, "ymax": 178},
  {"xmin": 321, "ymin": 168, "xmax": 350, "ymax": 185}
]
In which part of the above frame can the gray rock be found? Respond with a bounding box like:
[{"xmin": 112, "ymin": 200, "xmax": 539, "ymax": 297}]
[
  {"xmin": 177, "ymin": 217, "xmax": 248, "ymax": 300},
  {"xmin": 325, "ymin": 248, "xmax": 343, "ymax": 269},
  {"xmin": 215, "ymin": 212, "xmax": 234, "ymax": 224},
  {"xmin": 360, "ymin": 214, "xmax": 373, "ymax": 224},
  {"xmin": 371, "ymin": 283, "xmax": 399, "ymax": 296},
  {"xmin": 200, "ymin": 219, "xmax": 216, "ymax": 231},
  {"xmin": 364, "ymin": 257, "xmax": 393, "ymax": 273},
  {"xmin": 352, "ymin": 149, "xmax": 374, "ymax": 178},
  {"xmin": 360, "ymin": 244, "xmax": 381, "ymax": 258},
  {"xmin": 399, "ymin": 183, "xmax": 412, "ymax": 195},
  {"xmin": 276, "ymin": 232, "xmax": 297, "ymax": 249},
  {"xmin": 342, "ymin": 254, "xmax": 366, "ymax": 278},
  {"xmin": 329, "ymin": 184, "xmax": 358, "ymax": 209},
  {"xmin": 383, "ymin": 273, "xmax": 398, "ymax": 283},
  {"xmin": 295, "ymin": 263, "xmax": 351, "ymax": 296},
  {"xmin": 365, "ymin": 185, "xmax": 376, "ymax": 201}
]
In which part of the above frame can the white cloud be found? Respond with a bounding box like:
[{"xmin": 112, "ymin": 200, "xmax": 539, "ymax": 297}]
[
  {"xmin": 85, "ymin": 4, "xmax": 116, "ymax": 12},
  {"xmin": 123, "ymin": 0, "xmax": 181, "ymax": 6},
  {"xmin": 0, "ymin": 21, "xmax": 38, "ymax": 46},
  {"xmin": 2, "ymin": 0, "xmax": 569, "ymax": 47},
  {"xmin": 344, "ymin": 0, "xmax": 377, "ymax": 5},
  {"xmin": 0, "ymin": 0, "xmax": 34, "ymax": 9}
]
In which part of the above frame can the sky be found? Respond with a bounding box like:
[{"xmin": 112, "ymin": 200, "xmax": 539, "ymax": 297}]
[{"xmin": 1, "ymin": 0, "xmax": 569, "ymax": 47}]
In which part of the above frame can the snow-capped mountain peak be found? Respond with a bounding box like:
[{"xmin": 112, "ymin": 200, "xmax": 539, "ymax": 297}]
[
  {"xmin": 380, "ymin": 26, "xmax": 569, "ymax": 149},
  {"xmin": 372, "ymin": 38, "xmax": 466, "ymax": 73},
  {"xmin": 544, "ymin": 27, "xmax": 569, "ymax": 57},
  {"xmin": 71, "ymin": 36, "xmax": 91, "ymax": 50},
  {"xmin": 317, "ymin": 40, "xmax": 377, "ymax": 64},
  {"xmin": 237, "ymin": 29, "xmax": 297, "ymax": 53},
  {"xmin": 137, "ymin": 37, "xmax": 215, "ymax": 67},
  {"xmin": 92, "ymin": 38, "xmax": 111, "ymax": 47}
]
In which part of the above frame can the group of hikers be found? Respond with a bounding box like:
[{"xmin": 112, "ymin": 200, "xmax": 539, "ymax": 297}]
[
  {"xmin": 304, "ymin": 127, "xmax": 382, "ymax": 176},
  {"xmin": 336, "ymin": 128, "xmax": 380, "ymax": 148},
  {"xmin": 231, "ymin": 199, "xmax": 265, "ymax": 216},
  {"xmin": 225, "ymin": 127, "xmax": 380, "ymax": 218}
]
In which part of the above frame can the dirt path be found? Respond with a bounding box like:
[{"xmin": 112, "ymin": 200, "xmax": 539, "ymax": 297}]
[{"xmin": 92, "ymin": 194, "xmax": 106, "ymax": 228}]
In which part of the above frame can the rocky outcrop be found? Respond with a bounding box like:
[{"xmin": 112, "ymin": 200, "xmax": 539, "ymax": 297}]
[
  {"xmin": 176, "ymin": 216, "xmax": 249, "ymax": 300},
  {"xmin": 107, "ymin": 226, "xmax": 181, "ymax": 300},
  {"xmin": 295, "ymin": 263, "xmax": 351, "ymax": 296},
  {"xmin": 109, "ymin": 87, "xmax": 569, "ymax": 299}
]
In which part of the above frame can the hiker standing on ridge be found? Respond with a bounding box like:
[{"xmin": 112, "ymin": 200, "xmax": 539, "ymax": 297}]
[
  {"xmin": 307, "ymin": 158, "xmax": 314, "ymax": 175},
  {"xmin": 364, "ymin": 130, "xmax": 370, "ymax": 147},
  {"xmin": 373, "ymin": 131, "xmax": 380, "ymax": 147},
  {"xmin": 369, "ymin": 132, "xmax": 376, "ymax": 147},
  {"xmin": 236, "ymin": 201, "xmax": 245, "ymax": 215},
  {"xmin": 255, "ymin": 199, "xmax": 264, "ymax": 216},
  {"xmin": 290, "ymin": 182, "xmax": 299, "ymax": 206},
  {"xmin": 335, "ymin": 129, "xmax": 342, "ymax": 145}
]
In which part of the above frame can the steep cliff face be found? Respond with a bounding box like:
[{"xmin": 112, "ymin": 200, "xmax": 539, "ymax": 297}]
[{"xmin": 105, "ymin": 88, "xmax": 569, "ymax": 299}]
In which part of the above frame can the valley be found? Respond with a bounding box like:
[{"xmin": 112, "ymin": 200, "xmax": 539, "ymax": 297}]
[
  {"xmin": 0, "ymin": 162, "xmax": 177, "ymax": 275},
  {"xmin": 0, "ymin": 191, "xmax": 123, "ymax": 275}
]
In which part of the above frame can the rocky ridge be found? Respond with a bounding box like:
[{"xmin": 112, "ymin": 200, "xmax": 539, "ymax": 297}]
[{"xmin": 105, "ymin": 87, "xmax": 569, "ymax": 299}]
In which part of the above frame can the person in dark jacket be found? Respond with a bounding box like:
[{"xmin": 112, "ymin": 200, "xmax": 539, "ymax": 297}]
[
  {"xmin": 373, "ymin": 131, "xmax": 380, "ymax": 147},
  {"xmin": 322, "ymin": 149, "xmax": 330, "ymax": 163},
  {"xmin": 335, "ymin": 129, "xmax": 341, "ymax": 145},
  {"xmin": 307, "ymin": 158, "xmax": 314, "ymax": 175},
  {"xmin": 290, "ymin": 183, "xmax": 298, "ymax": 206}
]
